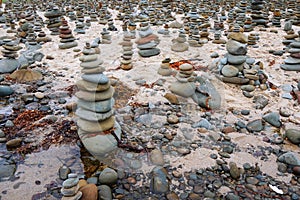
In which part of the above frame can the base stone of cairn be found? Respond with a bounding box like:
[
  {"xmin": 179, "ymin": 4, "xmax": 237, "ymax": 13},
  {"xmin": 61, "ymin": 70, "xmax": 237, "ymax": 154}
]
[
  {"xmin": 75, "ymin": 43, "xmax": 121, "ymax": 159},
  {"xmin": 59, "ymin": 18, "xmax": 78, "ymax": 49}
]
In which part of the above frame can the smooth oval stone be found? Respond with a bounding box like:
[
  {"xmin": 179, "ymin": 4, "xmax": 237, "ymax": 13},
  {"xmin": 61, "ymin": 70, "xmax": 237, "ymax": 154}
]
[
  {"xmin": 241, "ymin": 85, "xmax": 255, "ymax": 92},
  {"xmin": 77, "ymin": 116, "xmax": 115, "ymax": 132},
  {"xmin": 171, "ymin": 43, "xmax": 189, "ymax": 52},
  {"xmin": 217, "ymin": 75, "xmax": 250, "ymax": 84},
  {"xmin": 76, "ymin": 79, "xmax": 109, "ymax": 92},
  {"xmin": 284, "ymin": 57, "xmax": 300, "ymax": 65},
  {"xmin": 262, "ymin": 112, "xmax": 282, "ymax": 128},
  {"xmin": 81, "ymin": 73, "xmax": 109, "ymax": 84},
  {"xmin": 226, "ymin": 53, "xmax": 247, "ymax": 65},
  {"xmin": 63, "ymin": 176, "xmax": 79, "ymax": 189},
  {"xmin": 227, "ymin": 32, "xmax": 248, "ymax": 43},
  {"xmin": 61, "ymin": 184, "xmax": 79, "ymax": 196},
  {"xmin": 76, "ymin": 107, "xmax": 114, "ymax": 121},
  {"xmin": 286, "ymin": 129, "xmax": 300, "ymax": 144},
  {"xmin": 226, "ymin": 39, "xmax": 247, "ymax": 55},
  {"xmin": 246, "ymin": 58, "xmax": 255, "ymax": 65},
  {"xmin": 0, "ymin": 59, "xmax": 20, "ymax": 73},
  {"xmin": 79, "ymin": 54, "xmax": 99, "ymax": 62},
  {"xmin": 138, "ymin": 48, "xmax": 160, "ymax": 57},
  {"xmin": 280, "ymin": 64, "xmax": 300, "ymax": 71},
  {"xmin": 79, "ymin": 184, "xmax": 98, "ymax": 200},
  {"xmin": 221, "ymin": 65, "xmax": 239, "ymax": 77},
  {"xmin": 98, "ymin": 185, "xmax": 112, "ymax": 200},
  {"xmin": 291, "ymin": 42, "xmax": 300, "ymax": 48},
  {"xmin": 77, "ymin": 98, "xmax": 114, "ymax": 113},
  {"xmin": 80, "ymin": 59, "xmax": 103, "ymax": 69},
  {"xmin": 99, "ymin": 168, "xmax": 118, "ymax": 185},
  {"xmin": 139, "ymin": 28, "xmax": 153, "ymax": 38},
  {"xmin": 0, "ymin": 85, "xmax": 14, "ymax": 97},
  {"xmin": 278, "ymin": 152, "xmax": 300, "ymax": 166}
]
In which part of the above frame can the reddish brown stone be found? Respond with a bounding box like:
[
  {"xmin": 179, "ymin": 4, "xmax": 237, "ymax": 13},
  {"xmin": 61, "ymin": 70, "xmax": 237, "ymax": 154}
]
[
  {"xmin": 135, "ymin": 34, "xmax": 159, "ymax": 45},
  {"xmin": 222, "ymin": 126, "xmax": 236, "ymax": 134}
]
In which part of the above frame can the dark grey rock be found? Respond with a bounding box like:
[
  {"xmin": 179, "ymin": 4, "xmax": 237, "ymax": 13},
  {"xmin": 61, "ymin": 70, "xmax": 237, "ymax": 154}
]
[
  {"xmin": 0, "ymin": 85, "xmax": 14, "ymax": 97},
  {"xmin": 99, "ymin": 168, "xmax": 118, "ymax": 185},
  {"xmin": 286, "ymin": 129, "xmax": 300, "ymax": 144},
  {"xmin": 138, "ymin": 48, "xmax": 160, "ymax": 57},
  {"xmin": 262, "ymin": 112, "xmax": 282, "ymax": 128},
  {"xmin": 59, "ymin": 165, "xmax": 71, "ymax": 180},
  {"xmin": 246, "ymin": 119, "xmax": 264, "ymax": 132},
  {"xmin": 150, "ymin": 166, "xmax": 170, "ymax": 194},
  {"xmin": 98, "ymin": 185, "xmax": 112, "ymax": 200}
]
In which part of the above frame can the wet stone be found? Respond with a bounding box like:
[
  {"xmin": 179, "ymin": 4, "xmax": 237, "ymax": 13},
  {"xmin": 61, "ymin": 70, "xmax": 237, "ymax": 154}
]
[
  {"xmin": 246, "ymin": 119, "xmax": 264, "ymax": 132},
  {"xmin": 285, "ymin": 129, "xmax": 300, "ymax": 144},
  {"xmin": 99, "ymin": 168, "xmax": 118, "ymax": 185}
]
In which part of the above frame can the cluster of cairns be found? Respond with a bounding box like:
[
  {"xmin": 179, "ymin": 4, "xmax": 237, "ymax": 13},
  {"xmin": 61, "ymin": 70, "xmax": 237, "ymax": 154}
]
[{"xmin": 75, "ymin": 42, "xmax": 121, "ymax": 159}]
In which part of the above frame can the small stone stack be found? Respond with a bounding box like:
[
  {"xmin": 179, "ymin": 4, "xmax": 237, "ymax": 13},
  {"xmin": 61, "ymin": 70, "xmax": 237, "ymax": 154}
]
[
  {"xmin": 170, "ymin": 63, "xmax": 196, "ymax": 98},
  {"xmin": 1, "ymin": 39, "xmax": 21, "ymax": 59},
  {"xmin": 107, "ymin": 18, "xmax": 117, "ymax": 31},
  {"xmin": 250, "ymin": 0, "xmax": 268, "ymax": 27},
  {"xmin": 136, "ymin": 22, "xmax": 160, "ymax": 57},
  {"xmin": 101, "ymin": 28, "xmax": 112, "ymax": 44},
  {"xmin": 74, "ymin": 21, "xmax": 85, "ymax": 34},
  {"xmin": 61, "ymin": 174, "xmax": 82, "ymax": 200},
  {"xmin": 59, "ymin": 18, "xmax": 78, "ymax": 49},
  {"xmin": 120, "ymin": 34, "xmax": 133, "ymax": 70},
  {"xmin": 36, "ymin": 31, "xmax": 52, "ymax": 44},
  {"xmin": 243, "ymin": 17, "xmax": 253, "ymax": 32},
  {"xmin": 281, "ymin": 41, "xmax": 300, "ymax": 71},
  {"xmin": 272, "ymin": 9, "xmax": 282, "ymax": 27},
  {"xmin": 158, "ymin": 58, "xmax": 172, "ymax": 76},
  {"xmin": 44, "ymin": 7, "xmax": 62, "ymax": 35},
  {"xmin": 171, "ymin": 30, "xmax": 189, "ymax": 52},
  {"xmin": 75, "ymin": 43, "xmax": 121, "ymax": 158},
  {"xmin": 212, "ymin": 31, "xmax": 226, "ymax": 44},
  {"xmin": 199, "ymin": 27, "xmax": 210, "ymax": 44},
  {"xmin": 248, "ymin": 33, "xmax": 260, "ymax": 46}
]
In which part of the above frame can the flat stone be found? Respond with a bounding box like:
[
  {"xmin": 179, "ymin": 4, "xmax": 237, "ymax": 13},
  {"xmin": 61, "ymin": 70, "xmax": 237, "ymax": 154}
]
[
  {"xmin": 79, "ymin": 54, "xmax": 99, "ymax": 62},
  {"xmin": 171, "ymin": 43, "xmax": 189, "ymax": 52},
  {"xmin": 75, "ymin": 86, "xmax": 114, "ymax": 101},
  {"xmin": 0, "ymin": 59, "xmax": 20, "ymax": 73},
  {"xmin": 76, "ymin": 108, "xmax": 113, "ymax": 121},
  {"xmin": 280, "ymin": 64, "xmax": 300, "ymax": 71},
  {"xmin": 278, "ymin": 152, "xmax": 300, "ymax": 166},
  {"xmin": 81, "ymin": 73, "xmax": 109, "ymax": 84},
  {"xmin": 77, "ymin": 116, "xmax": 115, "ymax": 132},
  {"xmin": 77, "ymin": 98, "xmax": 114, "ymax": 113},
  {"xmin": 284, "ymin": 57, "xmax": 300, "ymax": 65},
  {"xmin": 0, "ymin": 85, "xmax": 14, "ymax": 97},
  {"xmin": 135, "ymin": 34, "xmax": 159, "ymax": 45},
  {"xmin": 241, "ymin": 85, "xmax": 255, "ymax": 92},
  {"xmin": 138, "ymin": 48, "xmax": 160, "ymax": 57},
  {"xmin": 59, "ymin": 41, "xmax": 78, "ymax": 49},
  {"xmin": 76, "ymin": 79, "xmax": 109, "ymax": 92},
  {"xmin": 137, "ymin": 41, "xmax": 158, "ymax": 50},
  {"xmin": 227, "ymin": 32, "xmax": 248, "ymax": 43},
  {"xmin": 169, "ymin": 82, "xmax": 196, "ymax": 98},
  {"xmin": 80, "ymin": 59, "xmax": 103, "ymax": 69},
  {"xmin": 218, "ymin": 75, "xmax": 249, "ymax": 84}
]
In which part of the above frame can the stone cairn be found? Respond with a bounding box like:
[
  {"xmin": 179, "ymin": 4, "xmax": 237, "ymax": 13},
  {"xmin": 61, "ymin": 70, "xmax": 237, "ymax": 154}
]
[
  {"xmin": 119, "ymin": 33, "xmax": 133, "ymax": 70},
  {"xmin": 44, "ymin": 6, "xmax": 62, "ymax": 35},
  {"xmin": 169, "ymin": 63, "xmax": 196, "ymax": 99},
  {"xmin": 250, "ymin": 0, "xmax": 268, "ymax": 27},
  {"xmin": 171, "ymin": 30, "xmax": 189, "ymax": 52},
  {"xmin": 157, "ymin": 58, "xmax": 172, "ymax": 76},
  {"xmin": 101, "ymin": 28, "xmax": 112, "ymax": 44},
  {"xmin": 59, "ymin": 18, "xmax": 78, "ymax": 49},
  {"xmin": 75, "ymin": 42, "xmax": 121, "ymax": 158},
  {"xmin": 248, "ymin": 33, "xmax": 260, "ymax": 46},
  {"xmin": 281, "ymin": 39, "xmax": 300, "ymax": 72},
  {"xmin": 136, "ymin": 22, "xmax": 160, "ymax": 58},
  {"xmin": 212, "ymin": 31, "xmax": 226, "ymax": 44},
  {"xmin": 61, "ymin": 173, "xmax": 82, "ymax": 200},
  {"xmin": 272, "ymin": 8, "xmax": 282, "ymax": 27},
  {"xmin": 0, "ymin": 39, "xmax": 22, "ymax": 73}
]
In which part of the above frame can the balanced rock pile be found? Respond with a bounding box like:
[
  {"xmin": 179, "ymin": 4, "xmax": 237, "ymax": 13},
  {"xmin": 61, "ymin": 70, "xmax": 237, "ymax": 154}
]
[
  {"xmin": 157, "ymin": 58, "xmax": 172, "ymax": 76},
  {"xmin": 44, "ymin": 6, "xmax": 62, "ymax": 35},
  {"xmin": 58, "ymin": 18, "xmax": 78, "ymax": 49},
  {"xmin": 171, "ymin": 30, "xmax": 189, "ymax": 52},
  {"xmin": 136, "ymin": 22, "xmax": 160, "ymax": 57},
  {"xmin": 75, "ymin": 43, "xmax": 121, "ymax": 159},
  {"xmin": 61, "ymin": 174, "xmax": 82, "ymax": 200},
  {"xmin": 119, "ymin": 33, "xmax": 133, "ymax": 70},
  {"xmin": 0, "ymin": 39, "xmax": 22, "ymax": 73},
  {"xmin": 281, "ymin": 40, "xmax": 300, "ymax": 71},
  {"xmin": 170, "ymin": 63, "xmax": 196, "ymax": 98}
]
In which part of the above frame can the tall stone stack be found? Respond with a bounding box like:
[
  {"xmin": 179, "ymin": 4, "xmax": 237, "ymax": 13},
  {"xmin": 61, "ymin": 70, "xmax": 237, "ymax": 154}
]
[
  {"xmin": 101, "ymin": 28, "xmax": 112, "ymax": 44},
  {"xmin": 75, "ymin": 43, "xmax": 121, "ymax": 158},
  {"xmin": 272, "ymin": 8, "xmax": 282, "ymax": 27},
  {"xmin": 58, "ymin": 18, "xmax": 78, "ymax": 49},
  {"xmin": 0, "ymin": 39, "xmax": 22, "ymax": 73},
  {"xmin": 44, "ymin": 7, "xmax": 62, "ymax": 35},
  {"xmin": 61, "ymin": 174, "xmax": 82, "ymax": 200},
  {"xmin": 136, "ymin": 22, "xmax": 160, "ymax": 57},
  {"xmin": 171, "ymin": 30, "xmax": 189, "ymax": 52},
  {"xmin": 281, "ymin": 40, "xmax": 300, "ymax": 71},
  {"xmin": 120, "ymin": 33, "xmax": 133, "ymax": 70},
  {"xmin": 250, "ymin": 0, "xmax": 268, "ymax": 27}
]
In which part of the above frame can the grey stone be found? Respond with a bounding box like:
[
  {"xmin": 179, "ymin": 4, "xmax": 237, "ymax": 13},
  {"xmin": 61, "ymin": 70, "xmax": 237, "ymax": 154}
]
[
  {"xmin": 226, "ymin": 53, "xmax": 247, "ymax": 65},
  {"xmin": 246, "ymin": 119, "xmax": 264, "ymax": 132},
  {"xmin": 286, "ymin": 129, "xmax": 300, "ymax": 144},
  {"xmin": 99, "ymin": 168, "xmax": 118, "ymax": 185},
  {"xmin": 98, "ymin": 185, "xmax": 112, "ymax": 200},
  {"xmin": 253, "ymin": 95, "xmax": 269, "ymax": 109},
  {"xmin": 278, "ymin": 152, "xmax": 300, "ymax": 166},
  {"xmin": 150, "ymin": 166, "xmax": 170, "ymax": 194},
  {"xmin": 77, "ymin": 98, "xmax": 114, "ymax": 113},
  {"xmin": 138, "ymin": 48, "xmax": 160, "ymax": 57},
  {"xmin": 262, "ymin": 112, "xmax": 282, "ymax": 128},
  {"xmin": 150, "ymin": 149, "xmax": 165, "ymax": 166},
  {"xmin": 192, "ymin": 118, "xmax": 212, "ymax": 129},
  {"xmin": 0, "ymin": 59, "xmax": 19, "ymax": 73},
  {"xmin": 221, "ymin": 65, "xmax": 239, "ymax": 77},
  {"xmin": 280, "ymin": 64, "xmax": 300, "ymax": 71},
  {"xmin": 62, "ymin": 174, "xmax": 79, "ymax": 189},
  {"xmin": 59, "ymin": 165, "xmax": 71, "ymax": 180},
  {"xmin": 241, "ymin": 85, "xmax": 255, "ymax": 92},
  {"xmin": 0, "ymin": 85, "xmax": 14, "ymax": 97},
  {"xmin": 226, "ymin": 39, "xmax": 247, "ymax": 55},
  {"xmin": 82, "ymin": 73, "xmax": 109, "ymax": 84},
  {"xmin": 226, "ymin": 193, "xmax": 240, "ymax": 200}
]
